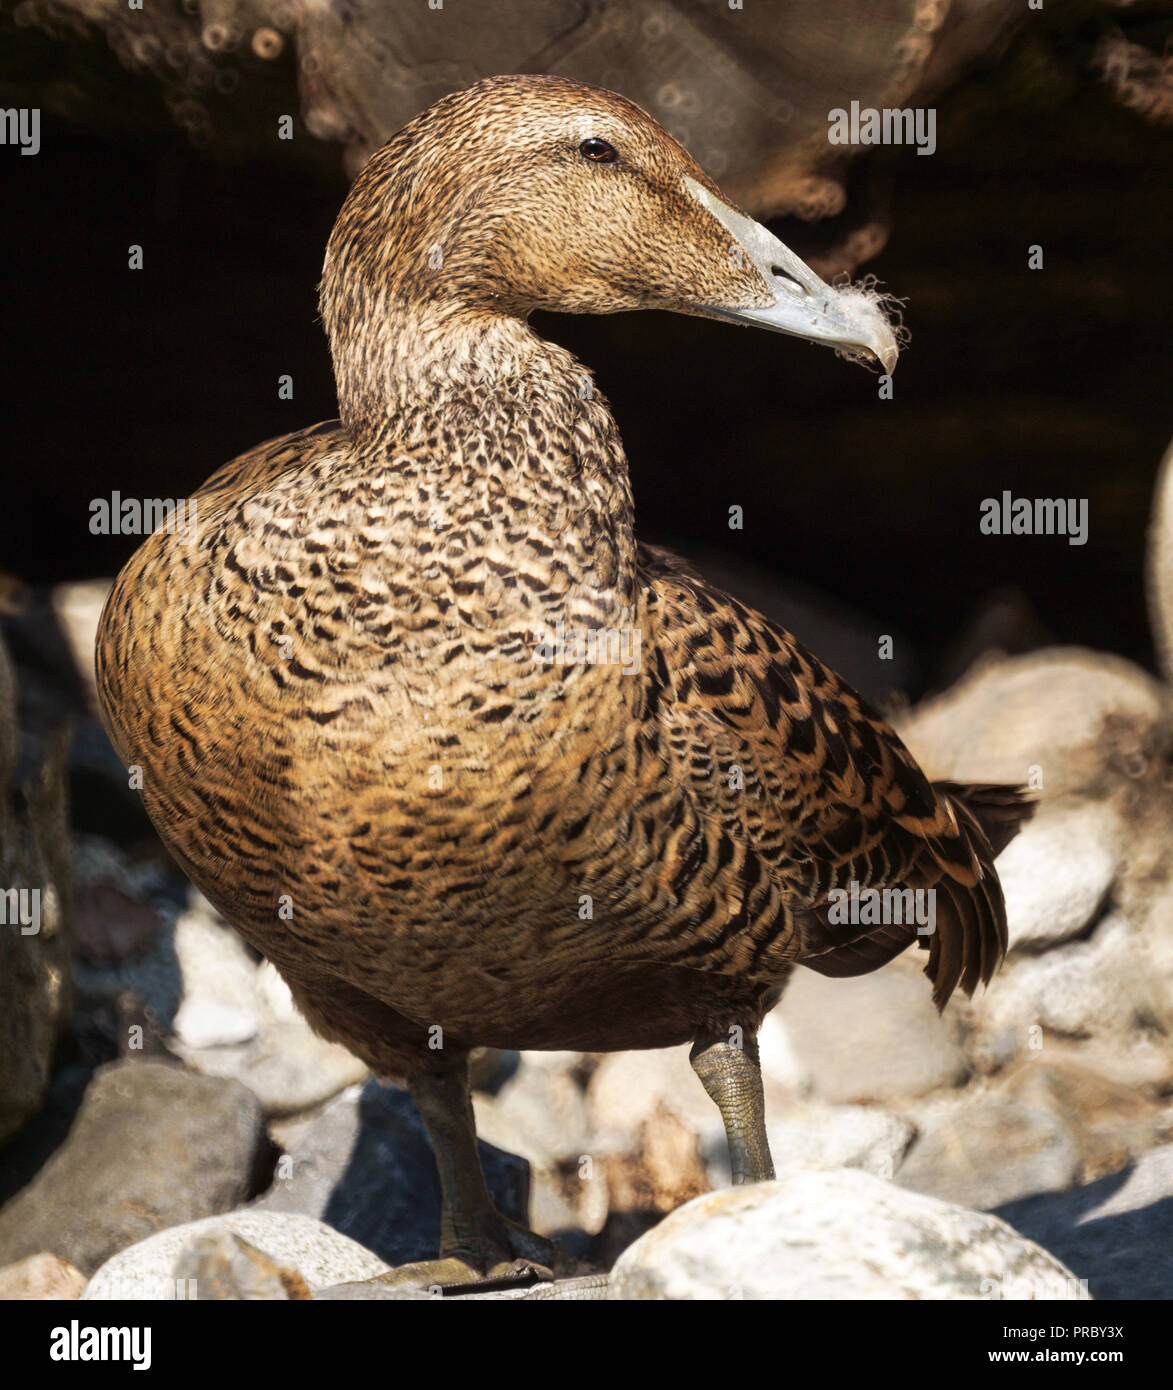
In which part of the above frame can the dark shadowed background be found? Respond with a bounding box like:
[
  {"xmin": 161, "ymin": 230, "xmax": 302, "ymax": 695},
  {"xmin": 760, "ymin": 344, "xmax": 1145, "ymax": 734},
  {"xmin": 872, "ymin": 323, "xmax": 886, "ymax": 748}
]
[{"xmin": 2, "ymin": 1, "xmax": 1170, "ymax": 699}]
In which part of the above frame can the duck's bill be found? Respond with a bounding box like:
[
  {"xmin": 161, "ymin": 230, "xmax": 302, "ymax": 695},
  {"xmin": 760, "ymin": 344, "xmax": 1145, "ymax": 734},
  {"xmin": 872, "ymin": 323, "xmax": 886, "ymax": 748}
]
[{"xmin": 685, "ymin": 178, "xmax": 899, "ymax": 374}]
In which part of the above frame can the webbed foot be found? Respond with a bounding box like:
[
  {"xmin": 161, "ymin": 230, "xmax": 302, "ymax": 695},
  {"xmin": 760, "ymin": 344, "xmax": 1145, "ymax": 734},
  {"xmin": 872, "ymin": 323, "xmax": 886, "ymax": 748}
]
[{"xmin": 374, "ymin": 1217, "xmax": 557, "ymax": 1292}]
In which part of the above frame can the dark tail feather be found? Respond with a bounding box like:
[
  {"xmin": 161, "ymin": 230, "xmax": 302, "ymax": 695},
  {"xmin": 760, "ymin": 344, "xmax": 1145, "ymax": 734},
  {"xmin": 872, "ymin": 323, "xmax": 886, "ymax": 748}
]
[
  {"xmin": 923, "ymin": 781, "xmax": 1036, "ymax": 1009},
  {"xmin": 800, "ymin": 782, "xmax": 1036, "ymax": 1008},
  {"xmin": 937, "ymin": 781, "xmax": 1036, "ymax": 858}
]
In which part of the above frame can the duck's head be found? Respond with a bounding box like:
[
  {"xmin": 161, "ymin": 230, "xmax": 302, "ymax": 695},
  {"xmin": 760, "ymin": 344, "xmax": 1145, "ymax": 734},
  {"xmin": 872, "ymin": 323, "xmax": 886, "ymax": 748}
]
[{"xmin": 322, "ymin": 74, "xmax": 899, "ymax": 403}]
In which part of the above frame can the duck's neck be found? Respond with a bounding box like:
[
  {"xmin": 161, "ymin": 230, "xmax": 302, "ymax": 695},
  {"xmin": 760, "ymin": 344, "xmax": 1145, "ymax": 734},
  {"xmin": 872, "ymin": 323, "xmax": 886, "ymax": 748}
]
[
  {"xmin": 331, "ymin": 301, "xmax": 539, "ymax": 433},
  {"xmin": 330, "ymin": 300, "xmax": 639, "ymax": 610}
]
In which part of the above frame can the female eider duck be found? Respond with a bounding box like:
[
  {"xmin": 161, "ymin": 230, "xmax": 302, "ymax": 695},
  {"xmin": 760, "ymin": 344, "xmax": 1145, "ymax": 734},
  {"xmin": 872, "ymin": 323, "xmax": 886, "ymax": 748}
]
[{"xmin": 97, "ymin": 75, "xmax": 1031, "ymax": 1287}]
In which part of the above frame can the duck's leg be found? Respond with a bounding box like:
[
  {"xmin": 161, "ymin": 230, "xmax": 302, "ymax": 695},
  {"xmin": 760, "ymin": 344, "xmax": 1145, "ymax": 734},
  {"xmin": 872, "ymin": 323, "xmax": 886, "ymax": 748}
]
[
  {"xmin": 690, "ymin": 1030, "xmax": 776, "ymax": 1185},
  {"xmin": 378, "ymin": 1059, "xmax": 556, "ymax": 1289}
]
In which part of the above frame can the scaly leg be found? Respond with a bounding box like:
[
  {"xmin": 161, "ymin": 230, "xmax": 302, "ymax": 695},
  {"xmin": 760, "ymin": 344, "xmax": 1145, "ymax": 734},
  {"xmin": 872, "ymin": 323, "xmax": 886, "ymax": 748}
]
[
  {"xmin": 690, "ymin": 1030, "xmax": 776, "ymax": 1185},
  {"xmin": 376, "ymin": 1059, "xmax": 555, "ymax": 1289}
]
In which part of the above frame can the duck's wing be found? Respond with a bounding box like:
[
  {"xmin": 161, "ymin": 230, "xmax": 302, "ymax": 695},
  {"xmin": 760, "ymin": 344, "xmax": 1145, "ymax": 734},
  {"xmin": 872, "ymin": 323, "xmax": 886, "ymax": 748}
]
[{"xmin": 638, "ymin": 544, "xmax": 1031, "ymax": 1008}]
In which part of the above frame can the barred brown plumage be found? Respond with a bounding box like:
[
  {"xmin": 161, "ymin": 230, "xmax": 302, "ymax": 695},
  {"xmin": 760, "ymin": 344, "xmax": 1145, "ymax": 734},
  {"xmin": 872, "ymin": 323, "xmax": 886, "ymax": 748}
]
[{"xmin": 95, "ymin": 74, "xmax": 1031, "ymax": 1288}]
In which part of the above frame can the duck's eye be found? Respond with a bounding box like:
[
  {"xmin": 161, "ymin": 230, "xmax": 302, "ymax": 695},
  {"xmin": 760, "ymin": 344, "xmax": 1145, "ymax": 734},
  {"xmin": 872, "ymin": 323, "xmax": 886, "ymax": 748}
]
[{"xmin": 579, "ymin": 138, "xmax": 618, "ymax": 164}]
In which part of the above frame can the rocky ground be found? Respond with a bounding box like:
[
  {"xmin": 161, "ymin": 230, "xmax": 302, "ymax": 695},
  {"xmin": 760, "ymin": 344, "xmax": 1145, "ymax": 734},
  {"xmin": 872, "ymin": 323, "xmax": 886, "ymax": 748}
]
[{"xmin": 3, "ymin": 454, "xmax": 1173, "ymax": 1301}]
